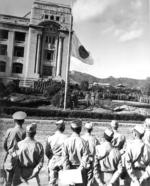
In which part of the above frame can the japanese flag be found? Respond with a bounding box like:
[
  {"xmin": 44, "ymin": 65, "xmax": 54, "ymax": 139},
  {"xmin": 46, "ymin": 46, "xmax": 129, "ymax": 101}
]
[{"xmin": 71, "ymin": 33, "xmax": 94, "ymax": 65}]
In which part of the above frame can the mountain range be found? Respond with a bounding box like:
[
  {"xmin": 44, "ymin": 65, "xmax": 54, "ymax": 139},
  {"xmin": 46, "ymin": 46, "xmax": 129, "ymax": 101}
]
[{"xmin": 70, "ymin": 70, "xmax": 149, "ymax": 89}]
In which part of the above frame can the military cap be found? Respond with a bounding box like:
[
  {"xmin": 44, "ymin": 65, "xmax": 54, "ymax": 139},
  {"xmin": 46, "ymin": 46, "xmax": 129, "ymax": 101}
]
[
  {"xmin": 71, "ymin": 119, "xmax": 82, "ymax": 128},
  {"xmin": 85, "ymin": 122, "xmax": 93, "ymax": 129},
  {"xmin": 134, "ymin": 125, "xmax": 145, "ymax": 136},
  {"xmin": 104, "ymin": 128, "xmax": 114, "ymax": 138},
  {"xmin": 12, "ymin": 111, "xmax": 27, "ymax": 120},
  {"xmin": 144, "ymin": 118, "xmax": 150, "ymax": 129},
  {"xmin": 111, "ymin": 120, "xmax": 119, "ymax": 128},
  {"xmin": 56, "ymin": 120, "xmax": 64, "ymax": 126},
  {"xmin": 26, "ymin": 123, "xmax": 37, "ymax": 133}
]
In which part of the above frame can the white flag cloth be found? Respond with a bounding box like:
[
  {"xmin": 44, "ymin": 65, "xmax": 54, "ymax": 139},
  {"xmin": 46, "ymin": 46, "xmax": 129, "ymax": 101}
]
[{"xmin": 71, "ymin": 33, "xmax": 94, "ymax": 65}]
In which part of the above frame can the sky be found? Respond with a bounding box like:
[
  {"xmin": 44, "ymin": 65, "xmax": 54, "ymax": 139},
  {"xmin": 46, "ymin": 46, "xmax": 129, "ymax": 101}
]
[{"xmin": 0, "ymin": 0, "xmax": 150, "ymax": 79}]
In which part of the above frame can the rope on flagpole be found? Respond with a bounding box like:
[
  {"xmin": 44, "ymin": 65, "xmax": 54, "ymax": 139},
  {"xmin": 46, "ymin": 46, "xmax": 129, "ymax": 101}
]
[{"xmin": 63, "ymin": 8, "xmax": 73, "ymax": 110}]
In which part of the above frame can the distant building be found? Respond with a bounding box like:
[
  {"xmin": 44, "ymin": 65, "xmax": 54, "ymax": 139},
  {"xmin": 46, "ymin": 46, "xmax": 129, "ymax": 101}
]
[{"xmin": 0, "ymin": 0, "xmax": 71, "ymax": 86}]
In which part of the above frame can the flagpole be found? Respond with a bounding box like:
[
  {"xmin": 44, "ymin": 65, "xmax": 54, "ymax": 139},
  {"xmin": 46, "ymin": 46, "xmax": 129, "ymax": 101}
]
[{"xmin": 63, "ymin": 10, "xmax": 73, "ymax": 110}]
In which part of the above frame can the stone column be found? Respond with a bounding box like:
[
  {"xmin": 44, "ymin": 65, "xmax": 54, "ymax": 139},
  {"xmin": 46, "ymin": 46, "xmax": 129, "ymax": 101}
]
[
  {"xmin": 35, "ymin": 34, "xmax": 41, "ymax": 74},
  {"xmin": 7, "ymin": 31, "xmax": 15, "ymax": 76},
  {"xmin": 25, "ymin": 27, "xmax": 32, "ymax": 79},
  {"xmin": 56, "ymin": 36, "xmax": 64, "ymax": 76}
]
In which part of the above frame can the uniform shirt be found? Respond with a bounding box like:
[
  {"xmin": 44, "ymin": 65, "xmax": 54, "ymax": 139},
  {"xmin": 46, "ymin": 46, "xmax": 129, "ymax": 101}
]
[
  {"xmin": 63, "ymin": 132, "xmax": 89, "ymax": 169},
  {"xmin": 125, "ymin": 138, "xmax": 150, "ymax": 181},
  {"xmin": 3, "ymin": 125, "xmax": 26, "ymax": 153},
  {"xmin": 112, "ymin": 130, "xmax": 122, "ymax": 148},
  {"xmin": 94, "ymin": 141, "xmax": 122, "ymax": 184},
  {"xmin": 12, "ymin": 137, "xmax": 44, "ymax": 183},
  {"xmin": 143, "ymin": 129, "xmax": 150, "ymax": 146},
  {"xmin": 45, "ymin": 131, "xmax": 68, "ymax": 169},
  {"xmin": 17, "ymin": 137, "xmax": 44, "ymax": 168},
  {"xmin": 82, "ymin": 133, "xmax": 99, "ymax": 156}
]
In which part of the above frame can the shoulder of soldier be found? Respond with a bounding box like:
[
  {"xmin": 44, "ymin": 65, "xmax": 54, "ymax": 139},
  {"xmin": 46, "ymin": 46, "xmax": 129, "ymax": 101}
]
[
  {"xmin": 47, "ymin": 133, "xmax": 55, "ymax": 142},
  {"xmin": 35, "ymin": 140, "xmax": 43, "ymax": 148}
]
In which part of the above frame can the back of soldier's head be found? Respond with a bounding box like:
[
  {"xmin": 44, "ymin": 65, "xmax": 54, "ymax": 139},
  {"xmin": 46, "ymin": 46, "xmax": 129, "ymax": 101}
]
[
  {"xmin": 144, "ymin": 118, "xmax": 150, "ymax": 129},
  {"xmin": 26, "ymin": 123, "xmax": 37, "ymax": 138},
  {"xmin": 71, "ymin": 119, "xmax": 82, "ymax": 134},
  {"xmin": 84, "ymin": 122, "xmax": 93, "ymax": 133},
  {"xmin": 133, "ymin": 125, "xmax": 145, "ymax": 139},
  {"xmin": 111, "ymin": 120, "xmax": 119, "ymax": 130},
  {"xmin": 104, "ymin": 128, "xmax": 114, "ymax": 142},
  {"xmin": 56, "ymin": 120, "xmax": 65, "ymax": 132}
]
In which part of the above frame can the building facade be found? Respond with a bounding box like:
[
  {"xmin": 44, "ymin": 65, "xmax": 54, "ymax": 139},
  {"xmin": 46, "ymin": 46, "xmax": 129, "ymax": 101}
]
[{"xmin": 0, "ymin": 0, "xmax": 71, "ymax": 86}]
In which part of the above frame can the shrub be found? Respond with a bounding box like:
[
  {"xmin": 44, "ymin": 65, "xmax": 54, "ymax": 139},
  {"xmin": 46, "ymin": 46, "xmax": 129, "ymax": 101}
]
[
  {"xmin": 5, "ymin": 81, "xmax": 19, "ymax": 94},
  {"xmin": 0, "ymin": 81, "xmax": 6, "ymax": 97},
  {"xmin": 1, "ymin": 106, "xmax": 146, "ymax": 121},
  {"xmin": 43, "ymin": 81, "xmax": 64, "ymax": 97}
]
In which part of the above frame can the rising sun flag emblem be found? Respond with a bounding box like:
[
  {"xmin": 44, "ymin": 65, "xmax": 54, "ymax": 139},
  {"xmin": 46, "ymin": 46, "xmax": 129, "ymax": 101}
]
[{"xmin": 71, "ymin": 33, "xmax": 94, "ymax": 65}]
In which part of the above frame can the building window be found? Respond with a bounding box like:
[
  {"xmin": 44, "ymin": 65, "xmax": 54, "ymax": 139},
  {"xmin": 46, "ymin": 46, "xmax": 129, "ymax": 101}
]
[
  {"xmin": 14, "ymin": 46, "xmax": 24, "ymax": 57},
  {"xmin": 15, "ymin": 32, "xmax": 26, "ymax": 43},
  {"xmin": 45, "ymin": 50, "xmax": 54, "ymax": 61},
  {"xmin": 56, "ymin": 16, "xmax": 60, "ymax": 22},
  {"xmin": 0, "ymin": 29, "xmax": 8, "ymax": 40},
  {"xmin": 50, "ymin": 15, "xmax": 54, "ymax": 21},
  {"xmin": 0, "ymin": 61, "xmax": 6, "ymax": 72},
  {"xmin": 45, "ymin": 14, "xmax": 49, "ymax": 19},
  {"xmin": 0, "ymin": 44, "xmax": 7, "ymax": 55},
  {"xmin": 12, "ymin": 63, "xmax": 23, "ymax": 73},
  {"xmin": 42, "ymin": 65, "xmax": 52, "ymax": 76},
  {"xmin": 45, "ymin": 36, "xmax": 56, "ymax": 45}
]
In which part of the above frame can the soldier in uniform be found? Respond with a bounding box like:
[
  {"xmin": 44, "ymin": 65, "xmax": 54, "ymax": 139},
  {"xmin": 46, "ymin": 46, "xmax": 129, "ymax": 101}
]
[
  {"xmin": 13, "ymin": 123, "xmax": 44, "ymax": 186},
  {"xmin": 125, "ymin": 125, "xmax": 150, "ymax": 186},
  {"xmin": 45, "ymin": 120, "xmax": 67, "ymax": 186},
  {"xmin": 3, "ymin": 111, "xmax": 27, "ymax": 186},
  {"xmin": 63, "ymin": 119, "xmax": 89, "ymax": 186},
  {"xmin": 94, "ymin": 128, "xmax": 124, "ymax": 186},
  {"xmin": 110, "ymin": 120, "xmax": 125, "ymax": 148},
  {"xmin": 82, "ymin": 122, "xmax": 100, "ymax": 186},
  {"xmin": 143, "ymin": 118, "xmax": 150, "ymax": 147}
]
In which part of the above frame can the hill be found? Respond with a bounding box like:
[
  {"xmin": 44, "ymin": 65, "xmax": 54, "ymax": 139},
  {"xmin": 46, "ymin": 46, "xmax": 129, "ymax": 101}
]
[{"xmin": 70, "ymin": 70, "xmax": 147, "ymax": 89}]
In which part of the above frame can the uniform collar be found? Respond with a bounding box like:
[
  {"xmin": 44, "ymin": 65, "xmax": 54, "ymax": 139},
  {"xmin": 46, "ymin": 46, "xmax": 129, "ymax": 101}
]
[
  {"xmin": 55, "ymin": 130, "xmax": 63, "ymax": 135},
  {"xmin": 71, "ymin": 132, "xmax": 80, "ymax": 137},
  {"xmin": 15, "ymin": 125, "xmax": 22, "ymax": 129}
]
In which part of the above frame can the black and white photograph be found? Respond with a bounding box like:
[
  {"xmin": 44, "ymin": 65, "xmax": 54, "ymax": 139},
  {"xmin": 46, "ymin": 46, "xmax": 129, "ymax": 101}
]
[{"xmin": 0, "ymin": 0, "xmax": 150, "ymax": 185}]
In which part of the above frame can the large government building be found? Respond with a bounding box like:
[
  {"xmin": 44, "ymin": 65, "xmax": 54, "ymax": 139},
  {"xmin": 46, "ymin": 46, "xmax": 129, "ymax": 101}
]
[{"xmin": 0, "ymin": 0, "xmax": 72, "ymax": 86}]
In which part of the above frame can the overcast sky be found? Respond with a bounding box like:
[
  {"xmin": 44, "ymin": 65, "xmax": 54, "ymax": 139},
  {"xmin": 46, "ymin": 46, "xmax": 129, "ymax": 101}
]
[{"xmin": 0, "ymin": 0, "xmax": 150, "ymax": 79}]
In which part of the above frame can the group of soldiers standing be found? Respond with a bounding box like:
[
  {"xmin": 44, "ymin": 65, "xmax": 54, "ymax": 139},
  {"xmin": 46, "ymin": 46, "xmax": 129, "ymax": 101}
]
[{"xmin": 2, "ymin": 111, "xmax": 150, "ymax": 186}]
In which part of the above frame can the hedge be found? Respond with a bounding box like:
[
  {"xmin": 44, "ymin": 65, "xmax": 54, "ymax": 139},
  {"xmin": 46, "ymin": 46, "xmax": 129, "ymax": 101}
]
[{"xmin": 0, "ymin": 106, "xmax": 147, "ymax": 121}]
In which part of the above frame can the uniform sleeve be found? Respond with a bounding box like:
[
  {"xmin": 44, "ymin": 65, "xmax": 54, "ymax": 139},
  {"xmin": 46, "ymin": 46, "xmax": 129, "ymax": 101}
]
[
  {"xmin": 125, "ymin": 146, "xmax": 138, "ymax": 182},
  {"xmin": 29, "ymin": 143, "xmax": 44, "ymax": 179},
  {"xmin": 62, "ymin": 142, "xmax": 70, "ymax": 170},
  {"xmin": 93, "ymin": 152, "xmax": 104, "ymax": 185},
  {"xmin": 109, "ymin": 158, "xmax": 123, "ymax": 184},
  {"xmin": 3, "ymin": 130, "xmax": 9, "ymax": 152},
  {"xmin": 45, "ymin": 138, "xmax": 53, "ymax": 160},
  {"xmin": 80, "ymin": 141, "xmax": 90, "ymax": 169}
]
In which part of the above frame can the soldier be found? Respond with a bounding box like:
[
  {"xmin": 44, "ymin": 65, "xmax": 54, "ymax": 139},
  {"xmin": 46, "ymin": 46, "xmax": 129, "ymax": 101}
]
[
  {"xmin": 94, "ymin": 128, "xmax": 124, "ymax": 186},
  {"xmin": 110, "ymin": 120, "xmax": 124, "ymax": 148},
  {"xmin": 82, "ymin": 122, "xmax": 100, "ymax": 186},
  {"xmin": 13, "ymin": 123, "xmax": 44, "ymax": 186},
  {"xmin": 143, "ymin": 118, "xmax": 150, "ymax": 146},
  {"xmin": 3, "ymin": 111, "xmax": 27, "ymax": 186},
  {"xmin": 45, "ymin": 120, "xmax": 67, "ymax": 186},
  {"xmin": 125, "ymin": 125, "xmax": 150, "ymax": 186},
  {"xmin": 63, "ymin": 119, "xmax": 89, "ymax": 186}
]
